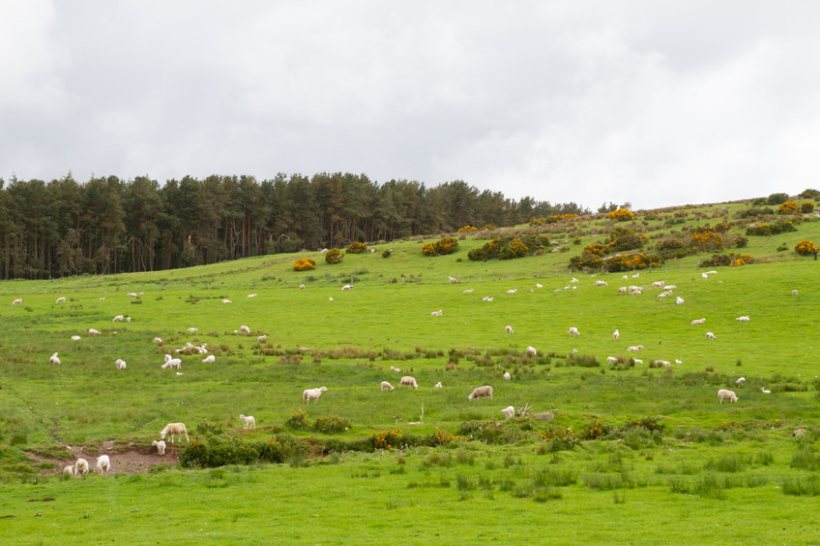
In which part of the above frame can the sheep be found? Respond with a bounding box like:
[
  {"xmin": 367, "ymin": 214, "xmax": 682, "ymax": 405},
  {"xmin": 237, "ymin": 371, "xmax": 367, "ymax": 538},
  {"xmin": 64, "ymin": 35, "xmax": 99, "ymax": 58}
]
[
  {"xmin": 153, "ymin": 337, "xmax": 163, "ymax": 345},
  {"xmin": 674, "ymin": 359, "xmax": 683, "ymax": 365},
  {"xmin": 482, "ymin": 296, "xmax": 494, "ymax": 302},
  {"xmin": 96, "ymin": 455, "xmax": 111, "ymax": 474},
  {"xmin": 88, "ymin": 328, "xmax": 101, "ymax": 336},
  {"xmin": 606, "ymin": 356, "xmax": 619, "ymax": 364},
  {"xmin": 502, "ymin": 371, "xmax": 511, "ymax": 381},
  {"xmin": 160, "ymin": 422, "xmax": 189, "ymax": 443},
  {"xmin": 74, "ymin": 458, "xmax": 90, "ymax": 476},
  {"xmin": 500, "ymin": 406, "xmax": 515, "ymax": 419},
  {"xmin": 328, "ymin": 297, "xmax": 334, "ymax": 301},
  {"xmin": 568, "ymin": 326, "xmax": 580, "ymax": 337},
  {"xmin": 115, "ymin": 358, "xmax": 127, "ymax": 370},
  {"xmin": 62, "ymin": 464, "xmax": 75, "ymax": 477},
  {"xmin": 717, "ymin": 389, "xmax": 738, "ymax": 403},
  {"xmin": 303, "ymin": 386, "xmax": 328, "ymax": 402},
  {"xmin": 126, "ymin": 292, "xmax": 139, "ymax": 298},
  {"xmin": 631, "ymin": 272, "xmax": 640, "ymax": 278},
  {"xmin": 239, "ymin": 325, "xmax": 251, "ymax": 335},
  {"xmin": 222, "ymin": 299, "xmax": 232, "ymax": 304},
  {"xmin": 400, "ymin": 376, "xmax": 419, "ymax": 389},
  {"xmin": 49, "ymin": 352, "xmax": 61, "ymax": 365},
  {"xmin": 448, "ymin": 275, "xmax": 459, "ymax": 284},
  {"xmin": 595, "ymin": 280, "xmax": 608, "ymax": 286},
  {"xmin": 389, "ymin": 366, "xmax": 402, "ymax": 373},
  {"xmin": 505, "ymin": 325, "xmax": 514, "ymax": 334},
  {"xmin": 11, "ymin": 298, "xmax": 22, "ymax": 305},
  {"xmin": 791, "ymin": 289, "xmax": 799, "ymax": 296},
  {"xmin": 657, "ymin": 291, "xmax": 672, "ymax": 298},
  {"xmin": 675, "ymin": 296, "xmax": 685, "ymax": 305},
  {"xmin": 663, "ymin": 285, "xmax": 677, "ymax": 290},
  {"xmin": 632, "ymin": 358, "xmax": 644, "ymax": 365},
  {"xmin": 431, "ymin": 310, "xmax": 443, "ymax": 317},
  {"xmin": 705, "ymin": 331, "xmax": 717, "ymax": 340},
  {"xmin": 651, "ymin": 281, "xmax": 665, "ymax": 288},
  {"xmin": 257, "ymin": 335, "xmax": 268, "ymax": 343},
  {"xmin": 202, "ymin": 355, "xmax": 215, "ymax": 364},
  {"xmin": 761, "ymin": 387, "xmax": 771, "ymax": 394},
  {"xmin": 247, "ymin": 293, "xmax": 257, "ymax": 298},
  {"xmin": 320, "ymin": 248, "xmax": 329, "ymax": 253},
  {"xmin": 612, "ymin": 329, "xmax": 620, "ymax": 340},
  {"xmin": 736, "ymin": 316, "xmax": 750, "ymax": 322},
  {"xmin": 535, "ymin": 283, "xmax": 543, "ymax": 289},
  {"xmin": 239, "ymin": 414, "xmax": 256, "ymax": 430},
  {"xmin": 161, "ymin": 355, "xmax": 182, "ymax": 369},
  {"xmin": 341, "ymin": 284, "xmax": 353, "ymax": 291},
  {"xmin": 735, "ymin": 377, "xmax": 746, "ymax": 386},
  {"xmin": 630, "ymin": 288, "xmax": 643, "ymax": 296},
  {"xmin": 506, "ymin": 288, "xmax": 518, "ymax": 295},
  {"xmin": 71, "ymin": 335, "xmax": 81, "ymax": 341},
  {"xmin": 468, "ymin": 385, "xmax": 494, "ymax": 401},
  {"xmin": 434, "ymin": 382, "xmax": 443, "ymax": 389},
  {"xmin": 186, "ymin": 327, "xmax": 199, "ymax": 334},
  {"xmin": 618, "ymin": 287, "xmax": 628, "ymax": 294},
  {"xmin": 463, "ymin": 288, "xmax": 475, "ymax": 294},
  {"xmin": 112, "ymin": 315, "xmax": 125, "ymax": 322},
  {"xmin": 570, "ymin": 277, "xmax": 579, "ymax": 283},
  {"xmin": 651, "ymin": 359, "xmax": 671, "ymax": 368},
  {"xmin": 526, "ymin": 346, "xmax": 537, "ymax": 357},
  {"xmin": 152, "ymin": 440, "xmax": 167, "ymax": 455},
  {"xmin": 691, "ymin": 318, "xmax": 706, "ymax": 325},
  {"xmin": 626, "ymin": 345, "xmax": 644, "ymax": 352},
  {"xmin": 792, "ymin": 428, "xmax": 807, "ymax": 437},
  {"xmin": 56, "ymin": 296, "xmax": 66, "ymax": 304},
  {"xmin": 380, "ymin": 381, "xmax": 395, "ymax": 391}
]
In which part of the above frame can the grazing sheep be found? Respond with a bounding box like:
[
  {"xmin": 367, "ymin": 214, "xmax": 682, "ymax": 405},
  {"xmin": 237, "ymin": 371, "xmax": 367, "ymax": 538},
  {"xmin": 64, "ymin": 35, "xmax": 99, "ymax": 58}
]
[
  {"xmin": 568, "ymin": 326, "xmax": 580, "ymax": 337},
  {"xmin": 526, "ymin": 346, "xmax": 537, "ymax": 357},
  {"xmin": 663, "ymin": 285, "xmax": 677, "ymax": 290},
  {"xmin": 705, "ymin": 331, "xmax": 717, "ymax": 340},
  {"xmin": 736, "ymin": 316, "xmax": 750, "ymax": 322},
  {"xmin": 792, "ymin": 428, "xmax": 807, "ymax": 437},
  {"xmin": 506, "ymin": 288, "xmax": 518, "ymax": 295},
  {"xmin": 389, "ymin": 366, "xmax": 402, "ymax": 373},
  {"xmin": 239, "ymin": 325, "xmax": 251, "ymax": 335},
  {"xmin": 500, "ymin": 406, "xmax": 515, "ymax": 419},
  {"xmin": 761, "ymin": 387, "xmax": 771, "ymax": 394},
  {"xmin": 505, "ymin": 325, "xmax": 514, "ymax": 334},
  {"xmin": 626, "ymin": 345, "xmax": 644, "ymax": 352},
  {"xmin": 303, "ymin": 386, "xmax": 328, "ymax": 402},
  {"xmin": 612, "ymin": 329, "xmax": 620, "ymax": 340},
  {"xmin": 247, "ymin": 293, "xmax": 257, "ymax": 298},
  {"xmin": 153, "ymin": 337, "xmax": 163, "ymax": 345},
  {"xmin": 717, "ymin": 389, "xmax": 738, "ymax": 403},
  {"xmin": 162, "ymin": 355, "xmax": 182, "ymax": 369},
  {"xmin": 651, "ymin": 359, "xmax": 671, "ymax": 368},
  {"xmin": 222, "ymin": 299, "xmax": 232, "ymax": 304},
  {"xmin": 468, "ymin": 385, "xmax": 494, "ymax": 401},
  {"xmin": 630, "ymin": 288, "xmax": 643, "ymax": 296},
  {"xmin": 187, "ymin": 327, "xmax": 199, "ymax": 334},
  {"xmin": 341, "ymin": 284, "xmax": 353, "ymax": 291},
  {"xmin": 651, "ymin": 281, "xmax": 665, "ymax": 288},
  {"xmin": 11, "ymin": 298, "xmax": 22, "ymax": 305},
  {"xmin": 482, "ymin": 296, "xmax": 494, "ymax": 302},
  {"xmin": 448, "ymin": 275, "xmax": 459, "ymax": 284},
  {"xmin": 502, "ymin": 371, "xmax": 511, "ymax": 381},
  {"xmin": 297, "ymin": 283, "xmax": 305, "ymax": 290},
  {"xmin": 115, "ymin": 358, "xmax": 127, "ymax": 370},
  {"xmin": 239, "ymin": 414, "xmax": 256, "ymax": 429},
  {"xmin": 328, "ymin": 297, "xmax": 334, "ymax": 301},
  {"xmin": 400, "ymin": 376, "xmax": 419, "ymax": 389},
  {"xmin": 126, "ymin": 292, "xmax": 139, "ymax": 298},
  {"xmin": 160, "ymin": 422, "xmax": 189, "ymax": 443},
  {"xmin": 735, "ymin": 377, "xmax": 746, "ymax": 386},
  {"xmin": 112, "ymin": 315, "xmax": 125, "ymax": 322},
  {"xmin": 535, "ymin": 283, "xmax": 543, "ymax": 289},
  {"xmin": 152, "ymin": 440, "xmax": 167, "ymax": 455},
  {"xmin": 62, "ymin": 464, "xmax": 75, "ymax": 477},
  {"xmin": 657, "ymin": 291, "xmax": 672, "ymax": 299},
  {"xmin": 606, "ymin": 356, "xmax": 619, "ymax": 364},
  {"xmin": 56, "ymin": 296, "xmax": 66, "ymax": 304},
  {"xmin": 463, "ymin": 288, "xmax": 475, "ymax": 294},
  {"xmin": 49, "ymin": 352, "xmax": 61, "ymax": 365},
  {"xmin": 431, "ymin": 310, "xmax": 443, "ymax": 317},
  {"xmin": 74, "ymin": 458, "xmax": 90, "ymax": 476},
  {"xmin": 257, "ymin": 335, "xmax": 268, "ymax": 343},
  {"xmin": 595, "ymin": 280, "xmax": 608, "ymax": 286},
  {"xmin": 380, "ymin": 381, "xmax": 395, "ymax": 391},
  {"xmin": 618, "ymin": 287, "xmax": 628, "ymax": 294},
  {"xmin": 96, "ymin": 455, "xmax": 111, "ymax": 474},
  {"xmin": 570, "ymin": 277, "xmax": 579, "ymax": 283},
  {"xmin": 88, "ymin": 328, "xmax": 101, "ymax": 336},
  {"xmin": 791, "ymin": 289, "xmax": 799, "ymax": 296},
  {"xmin": 71, "ymin": 335, "xmax": 81, "ymax": 341},
  {"xmin": 202, "ymin": 355, "xmax": 215, "ymax": 364},
  {"xmin": 675, "ymin": 296, "xmax": 685, "ymax": 305},
  {"xmin": 434, "ymin": 382, "xmax": 443, "ymax": 389},
  {"xmin": 691, "ymin": 318, "xmax": 706, "ymax": 326},
  {"xmin": 632, "ymin": 358, "xmax": 644, "ymax": 365},
  {"xmin": 674, "ymin": 359, "xmax": 683, "ymax": 365}
]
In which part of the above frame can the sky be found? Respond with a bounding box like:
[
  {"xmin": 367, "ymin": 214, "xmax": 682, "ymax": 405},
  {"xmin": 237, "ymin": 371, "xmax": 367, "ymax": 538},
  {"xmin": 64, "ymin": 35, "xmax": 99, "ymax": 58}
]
[{"xmin": 1, "ymin": 1, "xmax": 819, "ymax": 210}]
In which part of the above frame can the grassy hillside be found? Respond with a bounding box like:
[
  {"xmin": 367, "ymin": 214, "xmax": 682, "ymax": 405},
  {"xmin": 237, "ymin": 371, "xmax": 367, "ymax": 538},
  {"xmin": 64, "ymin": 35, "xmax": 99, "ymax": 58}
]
[{"xmin": 0, "ymin": 197, "xmax": 818, "ymax": 544}]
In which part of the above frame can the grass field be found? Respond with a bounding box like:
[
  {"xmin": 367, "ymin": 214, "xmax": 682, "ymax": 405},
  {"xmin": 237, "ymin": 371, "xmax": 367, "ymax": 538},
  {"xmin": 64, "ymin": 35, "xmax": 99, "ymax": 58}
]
[{"xmin": 0, "ymin": 200, "xmax": 818, "ymax": 544}]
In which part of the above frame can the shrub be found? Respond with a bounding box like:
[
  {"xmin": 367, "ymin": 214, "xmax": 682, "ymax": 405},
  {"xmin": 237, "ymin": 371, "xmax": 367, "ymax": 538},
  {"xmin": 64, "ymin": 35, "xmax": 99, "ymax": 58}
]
[
  {"xmin": 800, "ymin": 201, "xmax": 815, "ymax": 213},
  {"xmin": 468, "ymin": 233, "xmax": 549, "ymax": 261},
  {"xmin": 313, "ymin": 416, "xmax": 350, "ymax": 434},
  {"xmin": 292, "ymin": 257, "xmax": 316, "ymax": 271},
  {"xmin": 690, "ymin": 230, "xmax": 724, "ymax": 252},
  {"xmin": 422, "ymin": 236, "xmax": 460, "ymax": 256},
  {"xmin": 799, "ymin": 188, "xmax": 820, "ymax": 199},
  {"xmin": 766, "ymin": 192, "xmax": 790, "ymax": 205},
  {"xmin": 457, "ymin": 225, "xmax": 478, "ymax": 234},
  {"xmin": 499, "ymin": 238, "xmax": 528, "ymax": 259},
  {"xmin": 285, "ymin": 410, "xmax": 311, "ymax": 430},
  {"xmin": 606, "ymin": 227, "xmax": 646, "ymax": 252},
  {"xmin": 602, "ymin": 252, "xmax": 661, "ymax": 272},
  {"xmin": 382, "ymin": 249, "xmax": 392, "ymax": 258},
  {"xmin": 699, "ymin": 253, "xmax": 754, "ymax": 267},
  {"xmin": 655, "ymin": 237, "xmax": 692, "ymax": 259},
  {"xmin": 795, "ymin": 240, "xmax": 819, "ymax": 257},
  {"xmin": 732, "ymin": 235, "xmax": 748, "ymax": 248},
  {"xmin": 346, "ymin": 241, "xmax": 368, "ymax": 254},
  {"xmin": 529, "ymin": 214, "xmax": 579, "ymax": 225},
  {"xmin": 746, "ymin": 221, "xmax": 797, "ymax": 236},
  {"xmin": 324, "ymin": 248, "xmax": 343, "ymax": 264},
  {"xmin": 608, "ymin": 208, "xmax": 635, "ymax": 221},
  {"xmin": 778, "ymin": 200, "xmax": 799, "ymax": 214}
]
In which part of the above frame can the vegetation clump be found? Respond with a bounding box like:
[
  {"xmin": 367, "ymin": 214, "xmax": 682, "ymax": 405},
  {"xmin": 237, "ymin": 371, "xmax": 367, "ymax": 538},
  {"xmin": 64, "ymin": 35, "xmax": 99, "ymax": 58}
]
[
  {"xmin": 794, "ymin": 240, "xmax": 819, "ymax": 257},
  {"xmin": 422, "ymin": 236, "xmax": 459, "ymax": 256},
  {"xmin": 468, "ymin": 233, "xmax": 549, "ymax": 261},
  {"xmin": 699, "ymin": 253, "xmax": 754, "ymax": 267},
  {"xmin": 746, "ymin": 221, "xmax": 796, "ymax": 236},
  {"xmin": 608, "ymin": 208, "xmax": 636, "ymax": 221},
  {"xmin": 324, "ymin": 248, "xmax": 344, "ymax": 264},
  {"xmin": 346, "ymin": 241, "xmax": 368, "ymax": 254},
  {"xmin": 292, "ymin": 257, "xmax": 316, "ymax": 271}
]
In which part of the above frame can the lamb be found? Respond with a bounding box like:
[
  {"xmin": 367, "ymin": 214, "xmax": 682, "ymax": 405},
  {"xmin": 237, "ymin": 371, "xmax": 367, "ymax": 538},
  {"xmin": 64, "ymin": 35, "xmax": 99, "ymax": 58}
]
[
  {"xmin": 482, "ymin": 296, "xmax": 494, "ymax": 302},
  {"xmin": 239, "ymin": 414, "xmax": 256, "ymax": 429},
  {"xmin": 162, "ymin": 354, "xmax": 182, "ymax": 369},
  {"xmin": 691, "ymin": 318, "xmax": 706, "ymax": 325},
  {"xmin": 626, "ymin": 345, "xmax": 644, "ymax": 352},
  {"xmin": 62, "ymin": 464, "xmax": 75, "ymax": 477},
  {"xmin": 705, "ymin": 331, "xmax": 717, "ymax": 340},
  {"xmin": 303, "ymin": 386, "xmax": 328, "ymax": 402},
  {"xmin": 56, "ymin": 296, "xmax": 66, "ymax": 304},
  {"xmin": 186, "ymin": 327, "xmax": 199, "ymax": 334},
  {"xmin": 652, "ymin": 359, "xmax": 671, "ymax": 368},
  {"xmin": 298, "ymin": 284, "xmax": 305, "ymax": 290},
  {"xmin": 651, "ymin": 281, "xmax": 665, "ymax": 288},
  {"xmin": 96, "ymin": 455, "xmax": 111, "ymax": 474},
  {"xmin": 153, "ymin": 337, "xmax": 163, "ymax": 345},
  {"xmin": 569, "ymin": 277, "xmax": 579, "ymax": 283},
  {"xmin": 675, "ymin": 296, "xmax": 685, "ymax": 305},
  {"xmin": 526, "ymin": 346, "xmax": 537, "ymax": 357},
  {"xmin": 341, "ymin": 284, "xmax": 353, "ymax": 291},
  {"xmin": 463, "ymin": 288, "xmax": 475, "ymax": 294},
  {"xmin": 792, "ymin": 428, "xmax": 807, "ymax": 437},
  {"xmin": 88, "ymin": 328, "xmax": 101, "ymax": 336},
  {"xmin": 506, "ymin": 288, "xmax": 518, "ymax": 295},
  {"xmin": 71, "ymin": 335, "xmax": 81, "ymax": 341},
  {"xmin": 400, "ymin": 376, "xmax": 419, "ymax": 389},
  {"xmin": 448, "ymin": 275, "xmax": 459, "ymax": 284},
  {"xmin": 112, "ymin": 315, "xmax": 125, "ymax": 322},
  {"xmin": 612, "ymin": 329, "xmax": 620, "ymax": 340},
  {"xmin": 115, "ymin": 358, "xmax": 127, "ymax": 370},
  {"xmin": 632, "ymin": 358, "xmax": 644, "ymax": 365},
  {"xmin": 791, "ymin": 289, "xmax": 799, "ymax": 296},
  {"xmin": 663, "ymin": 285, "xmax": 677, "ymax": 290},
  {"xmin": 568, "ymin": 326, "xmax": 580, "ymax": 337},
  {"xmin": 389, "ymin": 366, "xmax": 402, "ymax": 373},
  {"xmin": 239, "ymin": 325, "xmax": 251, "ymax": 335},
  {"xmin": 257, "ymin": 335, "xmax": 268, "ymax": 342},
  {"xmin": 49, "ymin": 352, "xmax": 61, "ymax": 365},
  {"xmin": 247, "ymin": 293, "xmax": 257, "ymax": 298},
  {"xmin": 74, "ymin": 458, "xmax": 90, "ymax": 476},
  {"xmin": 434, "ymin": 382, "xmax": 443, "ymax": 389},
  {"xmin": 380, "ymin": 381, "xmax": 395, "ymax": 391},
  {"xmin": 502, "ymin": 371, "xmax": 511, "ymax": 381},
  {"xmin": 202, "ymin": 355, "xmax": 216, "ymax": 364},
  {"xmin": 152, "ymin": 440, "xmax": 167, "ymax": 455},
  {"xmin": 468, "ymin": 385, "xmax": 494, "ymax": 401},
  {"xmin": 222, "ymin": 299, "xmax": 232, "ymax": 304},
  {"xmin": 500, "ymin": 406, "xmax": 515, "ymax": 419},
  {"xmin": 735, "ymin": 377, "xmax": 746, "ymax": 386},
  {"xmin": 701, "ymin": 272, "xmax": 709, "ymax": 279},
  {"xmin": 535, "ymin": 283, "xmax": 543, "ymax": 289},
  {"xmin": 735, "ymin": 316, "xmax": 750, "ymax": 322},
  {"xmin": 674, "ymin": 359, "xmax": 683, "ymax": 365},
  {"xmin": 630, "ymin": 288, "xmax": 643, "ymax": 296},
  {"xmin": 606, "ymin": 356, "xmax": 619, "ymax": 364},
  {"xmin": 431, "ymin": 310, "xmax": 443, "ymax": 317},
  {"xmin": 505, "ymin": 325, "xmax": 514, "ymax": 334},
  {"xmin": 717, "ymin": 389, "xmax": 738, "ymax": 403},
  {"xmin": 595, "ymin": 280, "xmax": 608, "ymax": 286},
  {"xmin": 160, "ymin": 422, "xmax": 189, "ymax": 443},
  {"xmin": 761, "ymin": 387, "xmax": 771, "ymax": 394},
  {"xmin": 618, "ymin": 287, "xmax": 627, "ymax": 294},
  {"xmin": 126, "ymin": 292, "xmax": 139, "ymax": 298},
  {"xmin": 11, "ymin": 298, "xmax": 22, "ymax": 305}
]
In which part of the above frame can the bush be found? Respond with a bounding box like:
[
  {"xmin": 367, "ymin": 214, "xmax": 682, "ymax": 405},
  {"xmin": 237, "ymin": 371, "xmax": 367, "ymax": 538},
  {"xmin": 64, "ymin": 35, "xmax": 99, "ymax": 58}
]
[
  {"xmin": 655, "ymin": 237, "xmax": 692, "ymax": 259},
  {"xmin": 732, "ymin": 235, "xmax": 749, "ymax": 248},
  {"xmin": 468, "ymin": 233, "xmax": 549, "ymax": 261},
  {"xmin": 766, "ymin": 192, "xmax": 790, "ymax": 205},
  {"xmin": 699, "ymin": 253, "xmax": 754, "ymax": 267},
  {"xmin": 799, "ymin": 188, "xmax": 820, "ymax": 199},
  {"xmin": 346, "ymin": 241, "xmax": 368, "ymax": 254},
  {"xmin": 313, "ymin": 416, "xmax": 350, "ymax": 434},
  {"xmin": 690, "ymin": 230, "xmax": 724, "ymax": 252},
  {"xmin": 457, "ymin": 225, "xmax": 478, "ymax": 234},
  {"xmin": 602, "ymin": 252, "xmax": 662, "ymax": 272},
  {"xmin": 606, "ymin": 227, "xmax": 646, "ymax": 252},
  {"xmin": 778, "ymin": 201, "xmax": 799, "ymax": 214},
  {"xmin": 292, "ymin": 257, "xmax": 316, "ymax": 271},
  {"xmin": 800, "ymin": 201, "xmax": 815, "ymax": 213},
  {"xmin": 608, "ymin": 208, "xmax": 635, "ymax": 221},
  {"xmin": 382, "ymin": 249, "xmax": 392, "ymax": 258},
  {"xmin": 499, "ymin": 238, "xmax": 528, "ymax": 259},
  {"xmin": 422, "ymin": 236, "xmax": 460, "ymax": 256},
  {"xmin": 285, "ymin": 410, "xmax": 311, "ymax": 430},
  {"xmin": 746, "ymin": 220, "xmax": 796, "ymax": 236},
  {"xmin": 795, "ymin": 240, "xmax": 819, "ymax": 257},
  {"xmin": 324, "ymin": 248, "xmax": 343, "ymax": 264}
]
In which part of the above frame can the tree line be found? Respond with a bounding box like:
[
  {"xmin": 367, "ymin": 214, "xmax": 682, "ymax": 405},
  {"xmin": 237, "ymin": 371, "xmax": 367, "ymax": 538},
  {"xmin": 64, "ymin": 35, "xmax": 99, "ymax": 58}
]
[{"xmin": 0, "ymin": 173, "xmax": 588, "ymax": 279}]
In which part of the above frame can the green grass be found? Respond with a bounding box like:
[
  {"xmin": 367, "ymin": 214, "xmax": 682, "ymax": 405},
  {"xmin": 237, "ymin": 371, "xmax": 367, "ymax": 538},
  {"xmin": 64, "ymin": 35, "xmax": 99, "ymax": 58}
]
[{"xmin": 0, "ymin": 199, "xmax": 818, "ymax": 543}]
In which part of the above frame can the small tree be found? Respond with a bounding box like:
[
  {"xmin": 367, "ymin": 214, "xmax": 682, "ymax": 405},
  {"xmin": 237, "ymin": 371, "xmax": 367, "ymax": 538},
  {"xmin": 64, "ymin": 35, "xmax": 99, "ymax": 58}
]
[{"xmin": 325, "ymin": 248, "xmax": 343, "ymax": 264}]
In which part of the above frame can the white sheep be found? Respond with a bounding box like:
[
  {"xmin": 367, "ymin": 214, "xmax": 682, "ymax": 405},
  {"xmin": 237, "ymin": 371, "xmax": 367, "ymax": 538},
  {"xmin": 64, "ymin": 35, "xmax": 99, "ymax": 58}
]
[
  {"xmin": 247, "ymin": 293, "xmax": 257, "ymax": 298},
  {"xmin": 88, "ymin": 328, "xmax": 101, "ymax": 336},
  {"xmin": 126, "ymin": 292, "xmax": 139, "ymax": 298},
  {"xmin": 448, "ymin": 275, "xmax": 459, "ymax": 284},
  {"xmin": 526, "ymin": 346, "xmax": 537, "ymax": 357},
  {"xmin": 791, "ymin": 289, "xmax": 799, "ymax": 296},
  {"xmin": 186, "ymin": 327, "xmax": 199, "ymax": 334},
  {"xmin": 303, "ymin": 386, "xmax": 328, "ymax": 402},
  {"xmin": 612, "ymin": 329, "xmax": 620, "ymax": 341},
  {"xmin": 482, "ymin": 296, "xmax": 494, "ymax": 302},
  {"xmin": 11, "ymin": 298, "xmax": 22, "ymax": 305},
  {"xmin": 618, "ymin": 287, "xmax": 628, "ymax": 294},
  {"xmin": 691, "ymin": 318, "xmax": 706, "ymax": 325},
  {"xmin": 74, "ymin": 458, "xmax": 90, "ymax": 476},
  {"xmin": 239, "ymin": 325, "xmax": 251, "ymax": 335},
  {"xmin": 153, "ymin": 337, "xmax": 163, "ymax": 345},
  {"xmin": 149, "ymin": 439, "xmax": 167, "ymax": 455},
  {"xmin": 400, "ymin": 376, "xmax": 419, "ymax": 389},
  {"xmin": 630, "ymin": 288, "xmax": 643, "ymax": 296},
  {"xmin": 570, "ymin": 277, "xmax": 579, "ymax": 283},
  {"xmin": 222, "ymin": 299, "xmax": 232, "ymax": 304},
  {"xmin": 239, "ymin": 414, "xmax": 256, "ymax": 429},
  {"xmin": 430, "ymin": 310, "xmax": 443, "ymax": 317},
  {"xmin": 505, "ymin": 325, "xmax": 514, "ymax": 334},
  {"xmin": 434, "ymin": 382, "xmax": 443, "ymax": 389},
  {"xmin": 500, "ymin": 406, "xmax": 515, "ymax": 419},
  {"xmin": 735, "ymin": 316, "xmax": 750, "ymax": 322},
  {"xmin": 675, "ymin": 296, "xmax": 685, "ymax": 305},
  {"xmin": 607, "ymin": 356, "xmax": 619, "ymax": 364},
  {"xmin": 502, "ymin": 371, "xmax": 511, "ymax": 381},
  {"xmin": 160, "ymin": 422, "xmax": 189, "ymax": 443},
  {"xmin": 674, "ymin": 359, "xmax": 683, "ymax": 365},
  {"xmin": 380, "ymin": 381, "xmax": 395, "ymax": 391},
  {"xmin": 56, "ymin": 296, "xmax": 66, "ymax": 304},
  {"xmin": 202, "ymin": 355, "xmax": 216, "ymax": 364},
  {"xmin": 568, "ymin": 326, "xmax": 580, "ymax": 337},
  {"xmin": 717, "ymin": 389, "xmax": 738, "ymax": 403},
  {"xmin": 535, "ymin": 283, "xmax": 543, "ymax": 289},
  {"xmin": 298, "ymin": 284, "xmax": 306, "ymax": 290},
  {"xmin": 62, "ymin": 464, "xmax": 75, "ymax": 477},
  {"xmin": 632, "ymin": 358, "xmax": 644, "ymax": 365},
  {"xmin": 651, "ymin": 281, "xmax": 665, "ymax": 288},
  {"xmin": 468, "ymin": 385, "xmax": 494, "ymax": 401},
  {"xmin": 595, "ymin": 280, "xmax": 608, "ymax": 286},
  {"xmin": 49, "ymin": 352, "xmax": 61, "ymax": 365},
  {"xmin": 506, "ymin": 288, "xmax": 518, "ymax": 295},
  {"xmin": 341, "ymin": 284, "xmax": 353, "ymax": 291},
  {"xmin": 115, "ymin": 358, "xmax": 127, "ymax": 370},
  {"xmin": 96, "ymin": 455, "xmax": 111, "ymax": 474},
  {"xmin": 705, "ymin": 331, "xmax": 717, "ymax": 340},
  {"xmin": 761, "ymin": 387, "xmax": 771, "ymax": 394},
  {"xmin": 71, "ymin": 335, "xmax": 81, "ymax": 341},
  {"xmin": 389, "ymin": 366, "xmax": 402, "ymax": 373},
  {"xmin": 735, "ymin": 377, "xmax": 746, "ymax": 386},
  {"xmin": 626, "ymin": 345, "xmax": 644, "ymax": 352},
  {"xmin": 701, "ymin": 272, "xmax": 709, "ymax": 279},
  {"xmin": 653, "ymin": 359, "xmax": 671, "ymax": 367},
  {"xmin": 162, "ymin": 354, "xmax": 182, "ymax": 369},
  {"xmin": 664, "ymin": 285, "xmax": 677, "ymax": 290},
  {"xmin": 112, "ymin": 315, "xmax": 125, "ymax": 322},
  {"xmin": 257, "ymin": 335, "xmax": 268, "ymax": 343},
  {"xmin": 463, "ymin": 288, "xmax": 475, "ymax": 294}
]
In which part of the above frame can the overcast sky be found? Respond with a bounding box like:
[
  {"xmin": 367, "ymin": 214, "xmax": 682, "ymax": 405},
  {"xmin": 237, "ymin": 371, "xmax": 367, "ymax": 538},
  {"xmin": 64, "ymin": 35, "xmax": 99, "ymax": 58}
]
[{"xmin": 2, "ymin": 1, "xmax": 819, "ymax": 209}]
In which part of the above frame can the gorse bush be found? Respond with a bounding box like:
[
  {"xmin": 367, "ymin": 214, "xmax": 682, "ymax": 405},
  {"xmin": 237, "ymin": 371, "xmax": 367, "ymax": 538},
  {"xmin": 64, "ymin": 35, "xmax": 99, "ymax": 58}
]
[
  {"xmin": 422, "ymin": 236, "xmax": 459, "ymax": 256},
  {"xmin": 467, "ymin": 233, "xmax": 549, "ymax": 261},
  {"xmin": 778, "ymin": 200, "xmax": 798, "ymax": 214},
  {"xmin": 609, "ymin": 208, "xmax": 635, "ymax": 221},
  {"xmin": 324, "ymin": 248, "xmax": 343, "ymax": 264},
  {"xmin": 312, "ymin": 415, "xmax": 350, "ymax": 434},
  {"xmin": 346, "ymin": 241, "xmax": 368, "ymax": 254},
  {"xmin": 699, "ymin": 253, "xmax": 755, "ymax": 267},
  {"xmin": 292, "ymin": 257, "xmax": 316, "ymax": 271},
  {"xmin": 794, "ymin": 240, "xmax": 819, "ymax": 257},
  {"xmin": 746, "ymin": 220, "xmax": 796, "ymax": 236}
]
